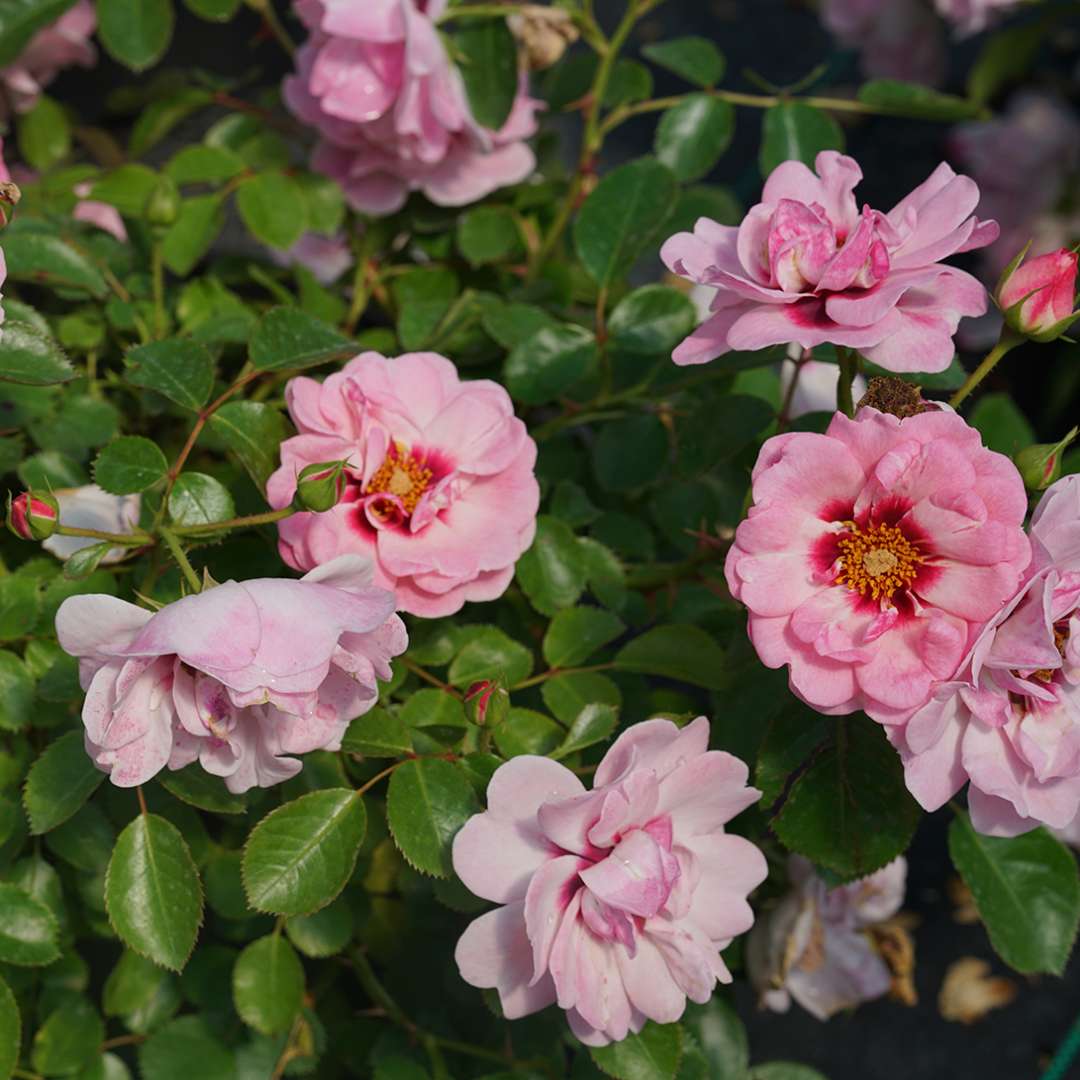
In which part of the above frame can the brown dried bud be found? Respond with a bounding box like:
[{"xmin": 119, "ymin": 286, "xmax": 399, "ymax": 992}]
[
  {"xmin": 0, "ymin": 179, "xmax": 22, "ymax": 228},
  {"xmin": 857, "ymin": 376, "xmax": 932, "ymax": 420},
  {"xmin": 508, "ymin": 6, "xmax": 579, "ymax": 70}
]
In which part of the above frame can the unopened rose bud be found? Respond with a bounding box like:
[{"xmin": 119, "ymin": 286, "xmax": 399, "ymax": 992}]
[
  {"xmin": 508, "ymin": 5, "xmax": 579, "ymax": 70},
  {"xmin": 7, "ymin": 491, "xmax": 59, "ymax": 540},
  {"xmin": 464, "ymin": 679, "xmax": 509, "ymax": 728},
  {"xmin": 144, "ymin": 176, "xmax": 180, "ymax": 229},
  {"xmin": 293, "ymin": 460, "xmax": 349, "ymax": 513},
  {"xmin": 1014, "ymin": 427, "xmax": 1078, "ymax": 491},
  {"xmin": 997, "ymin": 247, "xmax": 1079, "ymax": 342}
]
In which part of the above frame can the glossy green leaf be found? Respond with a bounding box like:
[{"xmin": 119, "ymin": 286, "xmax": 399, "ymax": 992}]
[
  {"xmin": 683, "ymin": 998, "xmax": 749, "ymax": 1079},
  {"xmin": 124, "ymin": 339, "xmax": 214, "ymax": 410},
  {"xmin": 17, "ymin": 93, "xmax": 70, "ymax": 171},
  {"xmin": 88, "ymin": 163, "xmax": 159, "ymax": 215},
  {"xmin": 386, "ymin": 757, "xmax": 478, "ymax": 877},
  {"xmin": 105, "ymin": 814, "xmax": 203, "ymax": 971},
  {"xmin": 655, "ymin": 95, "xmax": 735, "ymax": 182},
  {"xmin": 504, "ymin": 324, "xmax": 596, "ymax": 406},
  {"xmin": 0, "ymin": 320, "xmax": 72, "ymax": 386},
  {"xmin": 0, "ymin": 651, "xmax": 35, "ymax": 731},
  {"xmin": 242, "ymin": 788, "xmax": 367, "ymax": 915},
  {"xmin": 166, "ymin": 145, "xmax": 245, "ymax": 185},
  {"xmin": 31, "ymin": 994, "xmax": 103, "ymax": 1075},
  {"xmin": 236, "ymin": 171, "xmax": 307, "ymax": 250},
  {"xmin": 457, "ymin": 206, "xmax": 522, "ymax": 266},
  {"xmin": 93, "ymin": 436, "xmax": 169, "ymax": 494},
  {"xmin": 759, "ymin": 103, "xmax": 844, "ymax": 175},
  {"xmin": 857, "ymin": 79, "xmax": 982, "ymax": 121},
  {"xmin": 158, "ymin": 763, "xmax": 248, "ymax": 815},
  {"xmin": 949, "ymin": 811, "xmax": 1080, "ymax": 975},
  {"xmin": 0, "ymin": 0, "xmax": 77, "ymax": 66},
  {"xmin": 23, "ymin": 729, "xmax": 104, "ymax": 834},
  {"xmin": 0, "ymin": 974, "xmax": 18, "ymax": 1080},
  {"xmin": 593, "ymin": 414, "xmax": 668, "ymax": 492},
  {"xmin": 167, "ymin": 472, "xmax": 235, "ymax": 528},
  {"xmin": 448, "ymin": 626, "xmax": 534, "ymax": 687},
  {"xmin": 97, "ymin": 0, "xmax": 174, "ymax": 71},
  {"xmin": 451, "ymin": 17, "xmax": 517, "ymax": 131},
  {"xmin": 249, "ymin": 306, "xmax": 353, "ymax": 372},
  {"xmin": 233, "ymin": 934, "xmax": 305, "ymax": 1035},
  {"xmin": 138, "ymin": 1016, "xmax": 233, "ymax": 1080},
  {"xmin": 494, "ymin": 707, "xmax": 564, "ymax": 758},
  {"xmin": 590, "ymin": 1021, "xmax": 683, "ymax": 1080},
  {"xmin": 1, "ymin": 220, "xmax": 107, "ymax": 296},
  {"xmin": 207, "ymin": 401, "xmax": 286, "ymax": 489},
  {"xmin": 542, "ymin": 670, "xmax": 621, "ymax": 726},
  {"xmin": 603, "ymin": 59, "xmax": 653, "ymax": 107},
  {"xmin": 0, "ymin": 882, "xmax": 60, "ymax": 965},
  {"xmin": 641, "ymin": 36, "xmax": 725, "ymax": 87},
  {"xmin": 969, "ymin": 392, "xmax": 1036, "ymax": 456},
  {"xmin": 608, "ymin": 285, "xmax": 696, "ymax": 356},
  {"xmin": 967, "ymin": 21, "xmax": 1046, "ymax": 105},
  {"xmin": 0, "ymin": 574, "xmax": 39, "ymax": 640},
  {"xmin": 615, "ymin": 625, "xmax": 727, "ymax": 689},
  {"xmin": 552, "ymin": 703, "xmax": 618, "ymax": 759},
  {"xmin": 574, "ymin": 158, "xmax": 677, "ymax": 286},
  {"xmin": 44, "ymin": 802, "xmax": 115, "ymax": 873},
  {"xmin": 285, "ymin": 896, "xmax": 354, "ymax": 958},
  {"xmin": 543, "ymin": 606, "xmax": 624, "ymax": 668},
  {"xmin": 162, "ymin": 195, "xmax": 225, "ymax": 275},
  {"xmin": 516, "ymin": 515, "xmax": 588, "ymax": 616},
  {"xmin": 103, "ymin": 949, "xmax": 181, "ymax": 1034},
  {"xmin": 341, "ymin": 708, "xmax": 413, "ymax": 758}
]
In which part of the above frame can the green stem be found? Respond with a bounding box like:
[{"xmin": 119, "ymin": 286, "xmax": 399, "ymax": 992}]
[
  {"xmin": 172, "ymin": 506, "xmax": 295, "ymax": 537},
  {"xmin": 151, "ymin": 241, "xmax": 166, "ymax": 339},
  {"xmin": 948, "ymin": 331, "xmax": 1022, "ymax": 409},
  {"xmin": 1041, "ymin": 1012, "xmax": 1080, "ymax": 1080},
  {"xmin": 837, "ymin": 347, "xmax": 857, "ymax": 418},
  {"xmin": 511, "ymin": 662, "xmax": 615, "ymax": 691},
  {"xmin": 531, "ymin": 408, "xmax": 628, "ymax": 441},
  {"xmin": 56, "ymin": 525, "xmax": 151, "ymax": 545},
  {"xmin": 160, "ymin": 527, "xmax": 202, "ymax": 593},
  {"xmin": 247, "ymin": 0, "xmax": 295, "ymax": 54}
]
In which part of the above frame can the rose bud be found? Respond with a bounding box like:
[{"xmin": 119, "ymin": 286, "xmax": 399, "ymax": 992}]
[
  {"xmin": 997, "ymin": 247, "xmax": 1079, "ymax": 342},
  {"xmin": 464, "ymin": 679, "xmax": 509, "ymax": 728},
  {"xmin": 7, "ymin": 491, "xmax": 59, "ymax": 540},
  {"xmin": 143, "ymin": 175, "xmax": 180, "ymax": 229},
  {"xmin": 293, "ymin": 460, "xmax": 349, "ymax": 513},
  {"xmin": 1014, "ymin": 427, "xmax": 1078, "ymax": 491}
]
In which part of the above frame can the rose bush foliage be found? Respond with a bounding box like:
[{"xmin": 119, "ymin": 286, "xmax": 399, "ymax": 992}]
[{"xmin": 0, "ymin": 1, "xmax": 1079, "ymax": 1078}]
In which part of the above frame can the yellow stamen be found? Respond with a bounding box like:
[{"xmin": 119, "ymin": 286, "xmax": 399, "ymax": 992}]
[
  {"xmin": 835, "ymin": 520, "xmax": 923, "ymax": 602},
  {"xmin": 365, "ymin": 443, "xmax": 433, "ymax": 515}
]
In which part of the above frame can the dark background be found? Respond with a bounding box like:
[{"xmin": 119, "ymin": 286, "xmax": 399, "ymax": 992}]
[{"xmin": 46, "ymin": 2, "xmax": 1080, "ymax": 1076}]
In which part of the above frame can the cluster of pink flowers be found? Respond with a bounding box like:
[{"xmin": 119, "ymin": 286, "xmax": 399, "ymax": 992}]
[{"xmin": 284, "ymin": 0, "xmax": 540, "ymax": 215}]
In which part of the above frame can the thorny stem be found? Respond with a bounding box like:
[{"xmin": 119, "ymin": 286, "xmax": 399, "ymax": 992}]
[
  {"xmin": 948, "ymin": 330, "xmax": 1023, "ymax": 409},
  {"xmin": 511, "ymin": 662, "xmax": 616, "ymax": 691},
  {"xmin": 173, "ymin": 506, "xmax": 295, "ymax": 537},
  {"xmin": 401, "ymin": 657, "xmax": 463, "ymax": 698},
  {"xmin": 160, "ymin": 527, "xmax": 203, "ymax": 593},
  {"xmin": 55, "ymin": 524, "xmax": 150, "ymax": 545},
  {"xmin": 247, "ymin": 0, "xmax": 296, "ymax": 54}
]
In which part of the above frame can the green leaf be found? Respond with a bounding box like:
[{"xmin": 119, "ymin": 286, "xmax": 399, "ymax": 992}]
[
  {"xmin": 44, "ymin": 803, "xmax": 115, "ymax": 873},
  {"xmin": 590, "ymin": 1021, "xmax": 683, "ymax": 1080},
  {"xmin": 158, "ymin": 764, "xmax": 247, "ymax": 815},
  {"xmin": 130, "ymin": 88, "xmax": 213, "ymax": 158},
  {"xmin": 162, "ymin": 194, "xmax": 225, "ymax": 275},
  {"xmin": 63, "ymin": 542, "xmax": 112, "ymax": 580},
  {"xmin": 543, "ymin": 606, "xmax": 624, "ymax": 668},
  {"xmin": 603, "ymin": 59, "xmax": 653, "ymax": 107},
  {"xmin": 89, "ymin": 163, "xmax": 159, "ymax": 215},
  {"xmin": 609, "ymin": 286, "xmax": 696, "ymax": 356},
  {"xmin": 655, "ymin": 95, "xmax": 735, "ymax": 182},
  {"xmin": 857, "ymin": 79, "xmax": 982, "ymax": 121},
  {"xmin": 242, "ymin": 788, "xmax": 367, "ymax": 916},
  {"xmin": 448, "ymin": 626, "xmax": 534, "ymax": 687},
  {"xmin": 393, "ymin": 267, "xmax": 459, "ymax": 351},
  {"xmin": 167, "ymin": 472, "xmax": 235, "ymax": 528},
  {"xmin": 494, "ymin": 708, "xmax": 564, "ymax": 758},
  {"xmin": 250, "ymin": 306, "xmax": 354, "ymax": 372},
  {"xmin": 759, "ymin": 103, "xmax": 844, "ymax": 175},
  {"xmin": 675, "ymin": 394, "xmax": 774, "ymax": 476},
  {"xmin": 93, "ymin": 436, "xmax": 169, "ymax": 494},
  {"xmin": 103, "ymin": 949, "xmax": 180, "ymax": 1035},
  {"xmin": 542, "ymin": 670, "xmax": 621, "ymax": 726},
  {"xmin": 969, "ymin": 392, "xmax": 1036, "ymax": 456},
  {"xmin": 948, "ymin": 811, "xmax": 1080, "ymax": 975},
  {"xmin": 967, "ymin": 21, "xmax": 1046, "ymax": 105},
  {"xmin": 386, "ymin": 758, "xmax": 478, "ymax": 877},
  {"xmin": 207, "ymin": 401, "xmax": 286, "ymax": 489},
  {"xmin": 138, "ymin": 1016, "xmax": 233, "ymax": 1080},
  {"xmin": 0, "ymin": 321, "xmax": 75, "ymax": 386},
  {"xmin": 31, "ymin": 995, "xmax": 103, "ymax": 1075},
  {"xmin": 124, "ymin": 338, "xmax": 214, "ymax": 410},
  {"xmin": 1, "ymin": 219, "xmax": 107, "ymax": 296},
  {"xmin": 552, "ymin": 703, "xmax": 618, "ymax": 759},
  {"xmin": 516, "ymin": 515, "xmax": 588, "ymax": 616},
  {"xmin": 641, "ymin": 36, "xmax": 725, "ymax": 87},
  {"xmin": 0, "ymin": 650, "xmax": 35, "ymax": 731},
  {"xmin": 236, "ymin": 171, "xmax": 307, "ymax": 250},
  {"xmin": 0, "ymin": 974, "xmax": 18, "ymax": 1080},
  {"xmin": 593, "ymin": 414, "xmax": 668, "ymax": 492},
  {"xmin": 341, "ymin": 708, "xmax": 413, "ymax": 758},
  {"xmin": 23, "ymin": 729, "xmax": 105, "ymax": 834},
  {"xmin": 574, "ymin": 158, "xmax": 677, "ymax": 287},
  {"xmin": 166, "ymin": 145, "xmax": 245, "ymax": 185},
  {"xmin": 614, "ymin": 625, "xmax": 727, "ymax": 689},
  {"xmin": 457, "ymin": 206, "xmax": 522, "ymax": 266},
  {"xmin": 682, "ymin": 998, "xmax": 749, "ymax": 1079},
  {"xmin": 451, "ymin": 17, "xmax": 518, "ymax": 131},
  {"xmin": 17, "ymin": 93, "xmax": 70, "ymax": 171},
  {"xmin": 183, "ymin": 0, "xmax": 241, "ymax": 18},
  {"xmin": 233, "ymin": 934, "xmax": 305, "ymax": 1035},
  {"xmin": 771, "ymin": 715, "xmax": 919, "ymax": 882},
  {"xmin": 97, "ymin": 0, "xmax": 174, "ymax": 70},
  {"xmin": 504, "ymin": 324, "xmax": 596, "ymax": 405},
  {"xmin": 105, "ymin": 813, "xmax": 203, "ymax": 972},
  {"xmin": 0, "ymin": 574, "xmax": 38, "ymax": 641},
  {"xmin": 285, "ymin": 896, "xmax": 354, "ymax": 958},
  {"xmin": 0, "ymin": 882, "xmax": 60, "ymax": 965},
  {"xmin": 0, "ymin": 0, "xmax": 78, "ymax": 66}
]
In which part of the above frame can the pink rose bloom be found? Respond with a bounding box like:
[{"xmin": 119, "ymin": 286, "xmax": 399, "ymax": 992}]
[
  {"xmin": 747, "ymin": 855, "xmax": 906, "ymax": 1020},
  {"xmin": 821, "ymin": 0, "xmax": 945, "ymax": 86},
  {"xmin": 661, "ymin": 151, "xmax": 998, "ymax": 374},
  {"xmin": 270, "ymin": 231, "xmax": 353, "ymax": 284},
  {"xmin": 268, "ymin": 351, "xmax": 539, "ymax": 617},
  {"xmin": 452, "ymin": 717, "xmax": 767, "ymax": 1045},
  {"xmin": 55, "ymin": 555, "xmax": 406, "ymax": 792},
  {"xmin": 0, "ymin": 0, "xmax": 96, "ymax": 117},
  {"xmin": 724, "ymin": 407, "xmax": 1031, "ymax": 723},
  {"xmin": 71, "ymin": 181, "xmax": 127, "ymax": 242},
  {"xmin": 284, "ymin": 0, "xmax": 540, "ymax": 215},
  {"xmin": 889, "ymin": 475, "xmax": 1080, "ymax": 836},
  {"xmin": 934, "ymin": 0, "xmax": 1022, "ymax": 35}
]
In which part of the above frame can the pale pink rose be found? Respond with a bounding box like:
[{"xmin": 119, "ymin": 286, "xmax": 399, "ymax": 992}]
[
  {"xmin": 55, "ymin": 555, "xmax": 406, "ymax": 792},
  {"xmin": 661, "ymin": 151, "xmax": 998, "ymax": 374},
  {"xmin": 747, "ymin": 855, "xmax": 906, "ymax": 1020},
  {"xmin": 889, "ymin": 475, "xmax": 1080, "ymax": 836},
  {"xmin": 724, "ymin": 407, "xmax": 1031, "ymax": 723},
  {"xmin": 821, "ymin": 0, "xmax": 945, "ymax": 86},
  {"xmin": 71, "ymin": 182, "xmax": 127, "ymax": 242},
  {"xmin": 284, "ymin": 0, "xmax": 540, "ymax": 215},
  {"xmin": 934, "ymin": 0, "xmax": 1023, "ymax": 35},
  {"xmin": 267, "ymin": 351, "xmax": 539, "ymax": 617},
  {"xmin": 270, "ymin": 231, "xmax": 353, "ymax": 284},
  {"xmin": 42, "ymin": 485, "xmax": 140, "ymax": 565},
  {"xmin": 1053, "ymin": 812, "xmax": 1080, "ymax": 849},
  {"xmin": 452, "ymin": 717, "xmax": 767, "ymax": 1045},
  {"xmin": 0, "ymin": 0, "xmax": 96, "ymax": 117}
]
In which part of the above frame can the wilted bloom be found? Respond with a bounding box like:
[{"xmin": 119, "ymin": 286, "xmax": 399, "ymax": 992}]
[
  {"xmin": 821, "ymin": 0, "xmax": 945, "ymax": 86},
  {"xmin": 747, "ymin": 856, "xmax": 908, "ymax": 1020},
  {"xmin": 452, "ymin": 717, "xmax": 766, "ymax": 1045},
  {"xmin": 724, "ymin": 407, "xmax": 1031, "ymax": 722},
  {"xmin": 41, "ymin": 485, "xmax": 140, "ymax": 564},
  {"xmin": 0, "ymin": 0, "xmax": 96, "ymax": 117},
  {"xmin": 7, "ymin": 490, "xmax": 59, "ymax": 540},
  {"xmin": 508, "ymin": 5, "xmax": 579, "ymax": 70},
  {"xmin": 55, "ymin": 555, "xmax": 406, "ymax": 791},
  {"xmin": 997, "ymin": 248, "xmax": 1078, "ymax": 341},
  {"xmin": 933, "ymin": 0, "xmax": 1023, "ymax": 35},
  {"xmin": 662, "ymin": 152, "xmax": 997, "ymax": 374},
  {"xmin": 284, "ymin": 0, "xmax": 540, "ymax": 215},
  {"xmin": 270, "ymin": 231, "xmax": 353, "ymax": 284},
  {"xmin": 268, "ymin": 351, "xmax": 539, "ymax": 617},
  {"xmin": 889, "ymin": 475, "xmax": 1080, "ymax": 836}
]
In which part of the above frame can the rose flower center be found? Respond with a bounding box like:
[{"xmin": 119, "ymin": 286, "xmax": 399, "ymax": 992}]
[
  {"xmin": 365, "ymin": 443, "xmax": 433, "ymax": 516},
  {"xmin": 835, "ymin": 521, "xmax": 923, "ymax": 602}
]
